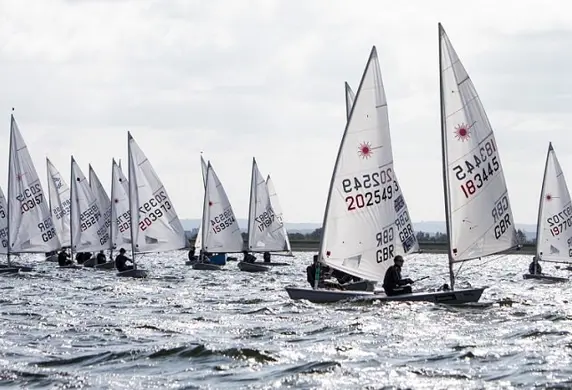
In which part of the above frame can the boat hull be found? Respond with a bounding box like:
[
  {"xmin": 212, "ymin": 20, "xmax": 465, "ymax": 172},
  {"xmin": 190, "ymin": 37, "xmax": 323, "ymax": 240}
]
[
  {"xmin": 95, "ymin": 261, "xmax": 115, "ymax": 270},
  {"xmin": 0, "ymin": 264, "xmax": 33, "ymax": 272},
  {"xmin": 116, "ymin": 269, "xmax": 148, "ymax": 278},
  {"xmin": 252, "ymin": 262, "xmax": 290, "ymax": 267},
  {"xmin": 82, "ymin": 258, "xmax": 97, "ymax": 268},
  {"xmin": 45, "ymin": 255, "xmax": 58, "ymax": 263},
  {"xmin": 0, "ymin": 267, "xmax": 20, "ymax": 274},
  {"xmin": 192, "ymin": 263, "xmax": 221, "ymax": 271},
  {"xmin": 523, "ymin": 273, "xmax": 568, "ymax": 282},
  {"xmin": 238, "ymin": 261, "xmax": 269, "ymax": 272},
  {"xmin": 286, "ymin": 286, "xmax": 485, "ymax": 304},
  {"xmin": 59, "ymin": 265, "xmax": 83, "ymax": 270}
]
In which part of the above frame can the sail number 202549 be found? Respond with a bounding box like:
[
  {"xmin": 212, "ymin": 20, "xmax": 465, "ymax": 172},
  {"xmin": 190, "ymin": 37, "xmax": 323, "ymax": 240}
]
[
  {"xmin": 451, "ymin": 139, "xmax": 500, "ymax": 199},
  {"xmin": 342, "ymin": 168, "xmax": 398, "ymax": 211}
]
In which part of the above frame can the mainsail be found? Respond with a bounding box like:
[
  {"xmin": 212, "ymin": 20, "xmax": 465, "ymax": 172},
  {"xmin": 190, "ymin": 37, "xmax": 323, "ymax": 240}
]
[
  {"xmin": 46, "ymin": 158, "xmax": 71, "ymax": 247},
  {"xmin": 70, "ymin": 157, "xmax": 110, "ymax": 252},
  {"xmin": 535, "ymin": 143, "xmax": 572, "ymax": 263},
  {"xmin": 127, "ymin": 132, "xmax": 186, "ymax": 253},
  {"xmin": 319, "ymin": 47, "xmax": 419, "ymax": 281},
  {"xmin": 266, "ymin": 175, "xmax": 292, "ymax": 255},
  {"xmin": 111, "ymin": 159, "xmax": 131, "ymax": 250},
  {"xmin": 89, "ymin": 165, "xmax": 112, "ymax": 247},
  {"xmin": 0, "ymin": 187, "xmax": 8, "ymax": 254},
  {"xmin": 247, "ymin": 158, "xmax": 289, "ymax": 252},
  {"xmin": 8, "ymin": 115, "xmax": 60, "ymax": 253},
  {"xmin": 439, "ymin": 23, "xmax": 517, "ymax": 266},
  {"xmin": 201, "ymin": 162, "xmax": 243, "ymax": 253}
]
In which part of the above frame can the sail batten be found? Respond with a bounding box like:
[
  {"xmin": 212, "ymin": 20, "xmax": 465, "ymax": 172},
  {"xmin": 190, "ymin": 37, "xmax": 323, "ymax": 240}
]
[{"xmin": 47, "ymin": 158, "xmax": 71, "ymax": 247}]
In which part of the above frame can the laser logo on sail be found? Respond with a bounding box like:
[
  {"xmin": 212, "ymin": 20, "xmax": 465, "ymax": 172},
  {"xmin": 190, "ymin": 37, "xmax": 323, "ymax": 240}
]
[
  {"xmin": 454, "ymin": 123, "xmax": 471, "ymax": 141},
  {"xmin": 357, "ymin": 142, "xmax": 373, "ymax": 159}
]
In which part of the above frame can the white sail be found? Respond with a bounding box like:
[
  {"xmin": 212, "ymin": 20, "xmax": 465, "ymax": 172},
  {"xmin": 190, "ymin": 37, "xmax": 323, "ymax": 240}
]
[
  {"xmin": 128, "ymin": 132, "xmax": 186, "ymax": 253},
  {"xmin": 194, "ymin": 155, "xmax": 208, "ymax": 250},
  {"xmin": 319, "ymin": 47, "xmax": 419, "ymax": 281},
  {"xmin": 345, "ymin": 82, "xmax": 355, "ymax": 120},
  {"xmin": 111, "ymin": 159, "xmax": 131, "ymax": 250},
  {"xmin": 266, "ymin": 174, "xmax": 292, "ymax": 254},
  {"xmin": 89, "ymin": 165, "xmax": 112, "ymax": 247},
  {"xmin": 8, "ymin": 115, "xmax": 60, "ymax": 253},
  {"xmin": 46, "ymin": 158, "xmax": 71, "ymax": 247},
  {"xmin": 201, "ymin": 162, "xmax": 243, "ymax": 253},
  {"xmin": 0, "ymin": 187, "xmax": 8, "ymax": 254},
  {"xmin": 439, "ymin": 24, "xmax": 517, "ymax": 262},
  {"xmin": 247, "ymin": 158, "xmax": 289, "ymax": 252},
  {"xmin": 70, "ymin": 157, "xmax": 110, "ymax": 252},
  {"xmin": 535, "ymin": 143, "xmax": 572, "ymax": 263}
]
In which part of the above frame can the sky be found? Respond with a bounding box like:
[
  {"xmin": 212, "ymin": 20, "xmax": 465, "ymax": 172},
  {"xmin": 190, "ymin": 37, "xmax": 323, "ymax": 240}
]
[{"xmin": 0, "ymin": 0, "xmax": 571, "ymax": 225}]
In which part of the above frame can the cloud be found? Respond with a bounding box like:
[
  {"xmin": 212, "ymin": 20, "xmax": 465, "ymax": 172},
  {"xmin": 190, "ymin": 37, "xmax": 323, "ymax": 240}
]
[{"xmin": 0, "ymin": 0, "xmax": 571, "ymax": 225}]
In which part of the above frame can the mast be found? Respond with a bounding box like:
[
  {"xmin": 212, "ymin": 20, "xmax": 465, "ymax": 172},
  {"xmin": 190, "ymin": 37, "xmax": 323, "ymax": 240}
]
[
  {"xmin": 70, "ymin": 156, "xmax": 75, "ymax": 262},
  {"xmin": 127, "ymin": 132, "xmax": 137, "ymax": 268},
  {"xmin": 438, "ymin": 23, "xmax": 456, "ymax": 290},
  {"xmin": 246, "ymin": 157, "xmax": 255, "ymax": 253},
  {"xmin": 110, "ymin": 158, "xmax": 116, "ymax": 262},
  {"xmin": 6, "ymin": 111, "xmax": 14, "ymax": 266},
  {"xmin": 534, "ymin": 143, "xmax": 552, "ymax": 263},
  {"xmin": 201, "ymin": 162, "xmax": 211, "ymax": 255}
]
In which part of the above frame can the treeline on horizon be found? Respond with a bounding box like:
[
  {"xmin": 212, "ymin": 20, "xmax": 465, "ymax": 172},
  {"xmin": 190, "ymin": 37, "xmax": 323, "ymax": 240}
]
[{"xmin": 192, "ymin": 228, "xmax": 535, "ymax": 244}]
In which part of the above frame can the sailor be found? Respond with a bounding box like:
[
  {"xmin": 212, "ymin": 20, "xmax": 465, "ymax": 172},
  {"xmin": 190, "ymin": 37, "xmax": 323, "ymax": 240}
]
[
  {"xmin": 96, "ymin": 250, "xmax": 107, "ymax": 264},
  {"xmin": 115, "ymin": 248, "xmax": 134, "ymax": 272},
  {"xmin": 58, "ymin": 249, "xmax": 73, "ymax": 266},
  {"xmin": 242, "ymin": 250, "xmax": 257, "ymax": 263},
  {"xmin": 382, "ymin": 255, "xmax": 414, "ymax": 296},
  {"xmin": 188, "ymin": 247, "xmax": 198, "ymax": 262},
  {"xmin": 263, "ymin": 251, "xmax": 271, "ymax": 263},
  {"xmin": 529, "ymin": 256, "xmax": 542, "ymax": 274},
  {"xmin": 306, "ymin": 255, "xmax": 323, "ymax": 288}
]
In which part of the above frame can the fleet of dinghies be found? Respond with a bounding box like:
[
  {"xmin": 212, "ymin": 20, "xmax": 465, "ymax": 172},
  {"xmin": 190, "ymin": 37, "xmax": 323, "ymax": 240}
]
[{"xmin": 1, "ymin": 23, "xmax": 570, "ymax": 303}]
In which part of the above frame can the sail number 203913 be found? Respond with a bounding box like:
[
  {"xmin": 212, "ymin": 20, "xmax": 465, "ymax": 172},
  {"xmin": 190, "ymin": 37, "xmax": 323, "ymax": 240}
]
[{"xmin": 342, "ymin": 168, "xmax": 398, "ymax": 211}]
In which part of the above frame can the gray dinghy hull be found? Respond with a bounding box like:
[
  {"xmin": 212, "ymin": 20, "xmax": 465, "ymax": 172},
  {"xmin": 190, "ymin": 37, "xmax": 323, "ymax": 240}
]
[
  {"xmin": 523, "ymin": 273, "xmax": 568, "ymax": 282},
  {"xmin": 285, "ymin": 286, "xmax": 485, "ymax": 304}
]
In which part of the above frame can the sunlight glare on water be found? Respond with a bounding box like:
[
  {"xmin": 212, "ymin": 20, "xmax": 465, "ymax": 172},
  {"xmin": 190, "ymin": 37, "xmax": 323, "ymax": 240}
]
[{"xmin": 1, "ymin": 251, "xmax": 572, "ymax": 389}]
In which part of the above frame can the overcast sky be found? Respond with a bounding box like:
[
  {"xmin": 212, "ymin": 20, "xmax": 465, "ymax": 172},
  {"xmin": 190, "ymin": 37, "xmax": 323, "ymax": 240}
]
[{"xmin": 0, "ymin": 0, "xmax": 570, "ymax": 224}]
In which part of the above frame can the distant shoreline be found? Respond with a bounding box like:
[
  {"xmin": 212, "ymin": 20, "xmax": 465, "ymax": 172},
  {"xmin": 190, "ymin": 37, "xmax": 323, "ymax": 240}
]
[{"xmin": 189, "ymin": 240, "xmax": 536, "ymax": 255}]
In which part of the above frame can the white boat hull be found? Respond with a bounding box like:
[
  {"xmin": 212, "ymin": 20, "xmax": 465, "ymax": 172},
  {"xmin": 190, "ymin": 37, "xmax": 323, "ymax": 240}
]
[
  {"xmin": 45, "ymin": 255, "xmax": 58, "ymax": 262},
  {"xmin": 523, "ymin": 273, "xmax": 568, "ymax": 282},
  {"xmin": 82, "ymin": 258, "xmax": 97, "ymax": 268},
  {"xmin": 285, "ymin": 286, "xmax": 485, "ymax": 304},
  {"xmin": 116, "ymin": 269, "xmax": 148, "ymax": 278},
  {"xmin": 238, "ymin": 261, "xmax": 269, "ymax": 272},
  {"xmin": 192, "ymin": 263, "xmax": 221, "ymax": 271}
]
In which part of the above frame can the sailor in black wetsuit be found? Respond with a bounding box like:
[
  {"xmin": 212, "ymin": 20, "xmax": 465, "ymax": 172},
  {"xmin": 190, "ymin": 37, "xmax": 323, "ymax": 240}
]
[
  {"xmin": 242, "ymin": 250, "xmax": 257, "ymax": 263},
  {"xmin": 529, "ymin": 256, "xmax": 542, "ymax": 274},
  {"xmin": 96, "ymin": 250, "xmax": 107, "ymax": 264},
  {"xmin": 115, "ymin": 248, "xmax": 134, "ymax": 272},
  {"xmin": 382, "ymin": 255, "xmax": 414, "ymax": 296},
  {"xmin": 58, "ymin": 249, "xmax": 73, "ymax": 266}
]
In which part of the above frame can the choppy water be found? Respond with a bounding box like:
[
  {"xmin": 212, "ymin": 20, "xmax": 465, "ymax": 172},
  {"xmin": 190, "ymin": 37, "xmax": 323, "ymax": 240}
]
[{"xmin": 1, "ymin": 252, "xmax": 572, "ymax": 389}]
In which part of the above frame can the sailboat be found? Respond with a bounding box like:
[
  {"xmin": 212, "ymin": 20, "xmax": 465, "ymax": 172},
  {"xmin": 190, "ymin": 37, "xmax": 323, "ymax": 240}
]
[
  {"xmin": 126, "ymin": 132, "xmax": 186, "ymax": 278},
  {"xmin": 107, "ymin": 158, "xmax": 131, "ymax": 270},
  {"xmin": 433, "ymin": 23, "xmax": 519, "ymax": 301},
  {"xmin": 194, "ymin": 161, "xmax": 243, "ymax": 271},
  {"xmin": 69, "ymin": 157, "xmax": 110, "ymax": 269},
  {"xmin": 286, "ymin": 46, "xmax": 421, "ymax": 302},
  {"xmin": 6, "ymin": 114, "xmax": 60, "ymax": 272},
  {"xmin": 266, "ymin": 174, "xmax": 293, "ymax": 257},
  {"xmin": 0, "ymin": 187, "xmax": 18, "ymax": 273},
  {"xmin": 82, "ymin": 165, "xmax": 113, "ymax": 268},
  {"xmin": 187, "ymin": 155, "xmax": 208, "ymax": 265},
  {"xmin": 239, "ymin": 158, "xmax": 291, "ymax": 273},
  {"xmin": 523, "ymin": 143, "xmax": 570, "ymax": 282},
  {"xmin": 46, "ymin": 158, "xmax": 71, "ymax": 263}
]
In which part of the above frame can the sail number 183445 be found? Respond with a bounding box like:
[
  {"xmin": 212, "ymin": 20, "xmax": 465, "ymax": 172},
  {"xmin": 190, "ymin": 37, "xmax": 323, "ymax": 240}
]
[{"xmin": 451, "ymin": 139, "xmax": 500, "ymax": 199}]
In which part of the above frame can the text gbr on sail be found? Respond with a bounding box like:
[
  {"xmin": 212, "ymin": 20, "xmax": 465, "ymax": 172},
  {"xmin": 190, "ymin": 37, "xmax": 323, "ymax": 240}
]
[
  {"xmin": 116, "ymin": 211, "xmax": 131, "ymax": 233},
  {"xmin": 38, "ymin": 217, "xmax": 57, "ymax": 243},
  {"xmin": 54, "ymin": 199, "xmax": 71, "ymax": 220},
  {"xmin": 492, "ymin": 195, "xmax": 511, "ymax": 239},
  {"xmin": 138, "ymin": 191, "xmax": 172, "ymax": 232}
]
